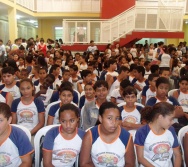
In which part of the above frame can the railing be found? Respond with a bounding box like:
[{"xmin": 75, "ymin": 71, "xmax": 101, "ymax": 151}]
[
  {"xmin": 63, "ymin": 5, "xmax": 184, "ymax": 44},
  {"xmin": 16, "ymin": 0, "xmax": 35, "ymax": 11}
]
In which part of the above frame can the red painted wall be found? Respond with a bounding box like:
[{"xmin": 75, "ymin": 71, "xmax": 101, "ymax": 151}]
[{"xmin": 101, "ymin": 0, "xmax": 135, "ymax": 19}]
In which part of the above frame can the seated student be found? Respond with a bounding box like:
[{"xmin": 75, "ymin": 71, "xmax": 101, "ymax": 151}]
[
  {"xmin": 128, "ymin": 64, "xmax": 137, "ymax": 83},
  {"xmin": 82, "ymin": 80, "xmax": 108, "ymax": 131},
  {"xmin": 0, "ymin": 90, "xmax": 13, "ymax": 107},
  {"xmin": 77, "ymin": 69, "xmax": 92, "ymax": 94},
  {"xmin": 35, "ymin": 74, "xmax": 55, "ymax": 107},
  {"xmin": 50, "ymin": 81, "xmax": 80, "ymax": 105},
  {"xmin": 132, "ymin": 66, "xmax": 149, "ymax": 93},
  {"xmin": 49, "ymin": 64, "xmax": 62, "ymax": 89},
  {"xmin": 105, "ymin": 58, "xmax": 118, "ymax": 79},
  {"xmin": 133, "ymin": 57, "xmax": 139, "ymax": 65},
  {"xmin": 79, "ymin": 83, "xmax": 95, "ymax": 109},
  {"xmin": 120, "ymin": 86, "xmax": 143, "ymax": 133},
  {"xmin": 54, "ymin": 57, "xmax": 64, "ymax": 76},
  {"xmin": 11, "ymin": 78, "xmax": 45, "ymax": 135},
  {"xmin": 108, "ymin": 66, "xmax": 130, "ymax": 96},
  {"xmin": 150, "ymin": 64, "xmax": 159, "ymax": 74},
  {"xmin": 47, "ymin": 86, "xmax": 74, "ymax": 125},
  {"xmin": 34, "ymin": 66, "xmax": 47, "ymax": 87},
  {"xmin": 183, "ymin": 132, "xmax": 188, "ymax": 166},
  {"xmin": 180, "ymin": 60, "xmax": 188, "ymax": 77},
  {"xmin": 141, "ymin": 73, "xmax": 159, "ymax": 105},
  {"xmin": 144, "ymin": 61, "xmax": 151, "ymax": 79},
  {"xmin": 29, "ymin": 65, "xmax": 39, "ymax": 83},
  {"xmin": 87, "ymin": 61, "xmax": 99, "ymax": 82},
  {"xmin": 146, "ymin": 77, "xmax": 185, "ymax": 133},
  {"xmin": 43, "ymin": 104, "xmax": 85, "ymax": 167},
  {"xmin": 0, "ymin": 102, "xmax": 34, "ymax": 166},
  {"xmin": 25, "ymin": 55, "xmax": 33, "ymax": 75},
  {"xmin": 111, "ymin": 79, "xmax": 131, "ymax": 104},
  {"xmin": 80, "ymin": 102, "xmax": 135, "ymax": 167},
  {"xmin": 99, "ymin": 61, "xmax": 108, "ymax": 80},
  {"xmin": 159, "ymin": 67, "xmax": 175, "ymax": 90},
  {"xmin": 69, "ymin": 64, "xmax": 82, "ymax": 90},
  {"xmin": 172, "ymin": 76, "xmax": 188, "ymax": 108},
  {"xmin": 0, "ymin": 66, "xmax": 21, "ymax": 100},
  {"xmin": 139, "ymin": 58, "xmax": 145, "ymax": 67},
  {"xmin": 20, "ymin": 68, "xmax": 29, "ymax": 79},
  {"xmin": 134, "ymin": 102, "xmax": 182, "ymax": 167}
]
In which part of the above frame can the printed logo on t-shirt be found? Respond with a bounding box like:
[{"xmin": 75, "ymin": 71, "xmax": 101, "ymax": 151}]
[
  {"xmin": 149, "ymin": 142, "xmax": 170, "ymax": 162},
  {"xmin": 9, "ymin": 91, "xmax": 16, "ymax": 98},
  {"xmin": 53, "ymin": 149, "xmax": 77, "ymax": 164},
  {"xmin": 179, "ymin": 99, "xmax": 188, "ymax": 107},
  {"xmin": 123, "ymin": 116, "xmax": 137, "ymax": 124},
  {"xmin": 96, "ymin": 152, "xmax": 119, "ymax": 166},
  {"xmin": 0, "ymin": 153, "xmax": 11, "ymax": 166},
  {"xmin": 19, "ymin": 110, "xmax": 35, "ymax": 123}
]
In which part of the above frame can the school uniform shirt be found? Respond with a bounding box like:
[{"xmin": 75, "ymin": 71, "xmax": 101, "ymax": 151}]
[
  {"xmin": 108, "ymin": 78, "xmax": 119, "ymax": 96},
  {"xmin": 11, "ymin": 98, "xmax": 45, "ymax": 131},
  {"xmin": 134, "ymin": 124, "xmax": 179, "ymax": 167},
  {"xmin": 132, "ymin": 78, "xmax": 149, "ymax": 93},
  {"xmin": 35, "ymin": 86, "xmax": 54, "ymax": 107},
  {"xmin": 146, "ymin": 96, "xmax": 180, "ymax": 123},
  {"xmin": 0, "ymin": 91, "xmax": 9, "ymax": 103},
  {"xmin": 110, "ymin": 88, "xmax": 124, "ymax": 104},
  {"xmin": 43, "ymin": 126, "xmax": 85, "ymax": 167},
  {"xmin": 0, "ymin": 125, "xmax": 33, "ymax": 167},
  {"xmin": 144, "ymin": 70, "xmax": 151, "ymax": 79},
  {"xmin": 176, "ymin": 90, "xmax": 188, "ymax": 108},
  {"xmin": 105, "ymin": 71, "xmax": 119, "ymax": 80},
  {"xmin": 158, "ymin": 53, "xmax": 171, "ymax": 68},
  {"xmin": 79, "ymin": 95, "xmax": 95, "ymax": 109},
  {"xmin": 0, "ymin": 82, "xmax": 20, "ymax": 100},
  {"xmin": 142, "ymin": 86, "xmax": 156, "ymax": 104},
  {"xmin": 90, "ymin": 125, "xmax": 131, "ymax": 167}
]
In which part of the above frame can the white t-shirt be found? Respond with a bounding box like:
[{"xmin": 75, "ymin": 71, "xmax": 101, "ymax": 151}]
[{"xmin": 87, "ymin": 45, "xmax": 98, "ymax": 54}]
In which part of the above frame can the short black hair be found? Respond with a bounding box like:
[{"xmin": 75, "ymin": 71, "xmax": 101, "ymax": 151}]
[
  {"xmin": 2, "ymin": 66, "xmax": 15, "ymax": 75},
  {"xmin": 135, "ymin": 66, "xmax": 145, "ymax": 76},
  {"xmin": 93, "ymin": 80, "xmax": 108, "ymax": 91},
  {"xmin": 119, "ymin": 66, "xmax": 129, "ymax": 74},
  {"xmin": 123, "ymin": 86, "xmax": 137, "ymax": 97},
  {"xmin": 0, "ymin": 103, "xmax": 11, "ymax": 120},
  {"xmin": 69, "ymin": 65, "xmax": 78, "ymax": 72},
  {"xmin": 150, "ymin": 64, "xmax": 159, "ymax": 74},
  {"xmin": 81, "ymin": 70, "xmax": 92, "ymax": 79},
  {"xmin": 120, "ymin": 79, "xmax": 131, "ymax": 89},
  {"xmin": 59, "ymin": 103, "xmax": 80, "ymax": 118},
  {"xmin": 130, "ymin": 64, "xmax": 137, "ymax": 72},
  {"xmin": 49, "ymin": 64, "xmax": 60, "ymax": 74},
  {"xmin": 179, "ymin": 76, "xmax": 188, "ymax": 83},
  {"xmin": 148, "ymin": 73, "xmax": 159, "ymax": 81},
  {"xmin": 99, "ymin": 102, "xmax": 120, "ymax": 117},
  {"xmin": 144, "ymin": 61, "xmax": 151, "ymax": 66},
  {"xmin": 59, "ymin": 86, "xmax": 74, "ymax": 95},
  {"xmin": 159, "ymin": 67, "xmax": 170, "ymax": 75},
  {"xmin": 156, "ymin": 77, "xmax": 169, "ymax": 88}
]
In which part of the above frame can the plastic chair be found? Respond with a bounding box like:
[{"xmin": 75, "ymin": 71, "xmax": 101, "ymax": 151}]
[
  {"xmin": 137, "ymin": 91, "xmax": 142, "ymax": 103},
  {"xmin": 11, "ymin": 124, "xmax": 31, "ymax": 141},
  {"xmin": 117, "ymin": 102, "xmax": 144, "ymax": 108},
  {"xmin": 168, "ymin": 89, "xmax": 178, "ymax": 97},
  {"xmin": 132, "ymin": 132, "xmax": 139, "ymax": 167},
  {"xmin": 178, "ymin": 125, "xmax": 188, "ymax": 167}
]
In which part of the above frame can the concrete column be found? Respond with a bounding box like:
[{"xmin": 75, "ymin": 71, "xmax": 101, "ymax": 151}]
[{"xmin": 8, "ymin": 7, "xmax": 17, "ymax": 42}]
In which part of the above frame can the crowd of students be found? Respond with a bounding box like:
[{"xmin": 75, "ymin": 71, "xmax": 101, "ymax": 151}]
[{"xmin": 0, "ymin": 37, "xmax": 188, "ymax": 166}]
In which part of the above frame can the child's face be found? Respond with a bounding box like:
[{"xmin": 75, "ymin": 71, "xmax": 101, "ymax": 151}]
[
  {"xmin": 19, "ymin": 58, "xmax": 24, "ymax": 65},
  {"xmin": 49, "ymin": 58, "xmax": 54, "ymax": 65},
  {"xmin": 87, "ymin": 66, "xmax": 94, "ymax": 73},
  {"xmin": 145, "ymin": 63, "xmax": 151, "ymax": 71},
  {"xmin": 89, "ymin": 55, "xmax": 94, "ymax": 61},
  {"xmin": 95, "ymin": 86, "xmax": 108, "ymax": 100},
  {"xmin": 39, "ymin": 69, "xmax": 47, "ymax": 80},
  {"xmin": 111, "ymin": 63, "xmax": 117, "ymax": 71},
  {"xmin": 0, "ymin": 114, "xmax": 12, "ymax": 136},
  {"xmin": 121, "ymin": 71, "xmax": 129, "ymax": 79},
  {"xmin": 85, "ymin": 85, "xmax": 95, "ymax": 98},
  {"xmin": 160, "ymin": 71, "xmax": 170, "ymax": 79},
  {"xmin": 121, "ymin": 58, "xmax": 127, "ymax": 64},
  {"xmin": 179, "ymin": 80, "xmax": 188, "ymax": 93},
  {"xmin": 13, "ymin": 55, "xmax": 18, "ymax": 61},
  {"xmin": 63, "ymin": 72, "xmax": 71, "ymax": 81},
  {"xmin": 69, "ymin": 68, "xmax": 77, "ymax": 76},
  {"xmin": 20, "ymin": 71, "xmax": 28, "ymax": 79},
  {"xmin": 134, "ymin": 70, "xmax": 141, "ymax": 79},
  {"xmin": 59, "ymin": 110, "xmax": 79, "ymax": 135},
  {"xmin": 68, "ymin": 59, "xmax": 74, "ymax": 67},
  {"xmin": 75, "ymin": 54, "xmax": 80, "ymax": 61},
  {"xmin": 156, "ymin": 83, "xmax": 169, "ymax": 98},
  {"xmin": 55, "ymin": 67, "xmax": 60, "ymax": 76},
  {"xmin": 149, "ymin": 77, "xmax": 159, "ymax": 88},
  {"xmin": 99, "ymin": 108, "xmax": 121, "ymax": 133},
  {"xmin": 2, "ymin": 73, "xmax": 15, "ymax": 86},
  {"xmin": 43, "ymin": 77, "xmax": 54, "ymax": 89},
  {"xmin": 134, "ymin": 59, "xmax": 139, "ymax": 65},
  {"xmin": 59, "ymin": 90, "xmax": 73, "ymax": 104},
  {"xmin": 20, "ymin": 81, "xmax": 34, "ymax": 98},
  {"xmin": 124, "ymin": 93, "xmax": 137, "ymax": 106},
  {"xmin": 140, "ymin": 59, "xmax": 145, "ymax": 66},
  {"xmin": 55, "ymin": 60, "xmax": 62, "ymax": 67},
  {"xmin": 159, "ymin": 112, "xmax": 174, "ymax": 129},
  {"xmin": 84, "ymin": 74, "xmax": 92, "ymax": 83}
]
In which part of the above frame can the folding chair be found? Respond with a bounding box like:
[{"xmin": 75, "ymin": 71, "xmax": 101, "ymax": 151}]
[
  {"xmin": 11, "ymin": 124, "xmax": 31, "ymax": 141},
  {"xmin": 117, "ymin": 102, "xmax": 144, "ymax": 108},
  {"xmin": 168, "ymin": 89, "xmax": 178, "ymax": 97},
  {"xmin": 178, "ymin": 125, "xmax": 188, "ymax": 167}
]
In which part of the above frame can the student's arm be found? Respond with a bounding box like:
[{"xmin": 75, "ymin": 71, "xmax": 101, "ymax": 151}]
[
  {"xmin": 125, "ymin": 136, "xmax": 135, "ymax": 167},
  {"xmin": 105, "ymin": 74, "xmax": 114, "ymax": 89},
  {"xmin": 30, "ymin": 113, "xmax": 45, "ymax": 135},
  {"xmin": 134, "ymin": 84, "xmax": 142, "ymax": 91},
  {"xmin": 19, "ymin": 154, "xmax": 32, "ymax": 167},
  {"xmin": 77, "ymin": 82, "xmax": 83, "ymax": 94},
  {"xmin": 47, "ymin": 116, "xmax": 54, "ymax": 125},
  {"xmin": 141, "ymin": 95, "xmax": 146, "ymax": 105},
  {"xmin": 173, "ymin": 147, "xmax": 182, "ymax": 167},
  {"xmin": 174, "ymin": 106, "xmax": 184, "ymax": 118},
  {"xmin": 136, "ymin": 146, "xmax": 155, "ymax": 167},
  {"xmin": 6, "ymin": 93, "xmax": 13, "ymax": 108},
  {"xmin": 80, "ymin": 131, "xmax": 95, "ymax": 167},
  {"xmin": 172, "ymin": 90, "xmax": 179, "ymax": 99},
  {"xmin": 183, "ymin": 133, "xmax": 188, "ymax": 166},
  {"xmin": 43, "ymin": 150, "xmax": 54, "ymax": 167},
  {"xmin": 122, "ymin": 121, "xmax": 143, "ymax": 130},
  {"xmin": 11, "ymin": 113, "xmax": 17, "ymax": 124}
]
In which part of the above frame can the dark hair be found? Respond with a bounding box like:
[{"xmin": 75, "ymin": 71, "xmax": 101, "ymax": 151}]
[
  {"xmin": 123, "ymin": 86, "xmax": 137, "ymax": 97},
  {"xmin": 38, "ymin": 66, "xmax": 48, "ymax": 73},
  {"xmin": 20, "ymin": 78, "xmax": 34, "ymax": 87},
  {"xmin": 148, "ymin": 73, "xmax": 159, "ymax": 81},
  {"xmin": 141, "ymin": 102, "xmax": 174, "ymax": 123},
  {"xmin": 99, "ymin": 102, "xmax": 120, "ymax": 117},
  {"xmin": 159, "ymin": 67, "xmax": 170, "ymax": 75},
  {"xmin": 118, "ymin": 66, "xmax": 129, "ymax": 74},
  {"xmin": 2, "ymin": 66, "xmax": 15, "ymax": 75},
  {"xmin": 59, "ymin": 86, "xmax": 74, "ymax": 95},
  {"xmin": 179, "ymin": 76, "xmax": 188, "ymax": 83},
  {"xmin": 130, "ymin": 64, "xmax": 137, "ymax": 72},
  {"xmin": 135, "ymin": 66, "xmax": 145, "ymax": 76},
  {"xmin": 144, "ymin": 61, "xmax": 151, "ymax": 66},
  {"xmin": 49, "ymin": 64, "xmax": 60, "ymax": 74},
  {"xmin": 26, "ymin": 56, "xmax": 33, "ymax": 64},
  {"xmin": 37, "ymin": 56, "xmax": 47, "ymax": 68},
  {"xmin": 84, "ymin": 82, "xmax": 93, "ymax": 90},
  {"xmin": 20, "ymin": 69, "xmax": 29, "ymax": 75},
  {"xmin": 156, "ymin": 77, "xmax": 169, "ymax": 88},
  {"xmin": 0, "ymin": 103, "xmax": 11, "ymax": 120},
  {"xmin": 59, "ymin": 103, "xmax": 80, "ymax": 118},
  {"xmin": 93, "ymin": 80, "xmax": 108, "ymax": 91},
  {"xmin": 69, "ymin": 64, "xmax": 78, "ymax": 71},
  {"xmin": 120, "ymin": 79, "xmax": 131, "ymax": 89},
  {"xmin": 107, "ymin": 59, "xmax": 116, "ymax": 67},
  {"xmin": 150, "ymin": 64, "xmax": 159, "ymax": 74},
  {"xmin": 80, "ymin": 70, "xmax": 92, "ymax": 79}
]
